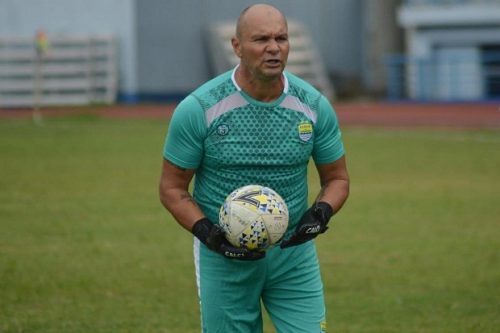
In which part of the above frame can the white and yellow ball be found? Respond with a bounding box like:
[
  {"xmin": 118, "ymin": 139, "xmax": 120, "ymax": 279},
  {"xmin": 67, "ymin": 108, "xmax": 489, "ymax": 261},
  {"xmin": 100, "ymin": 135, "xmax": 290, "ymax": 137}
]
[{"xmin": 219, "ymin": 185, "xmax": 289, "ymax": 250}]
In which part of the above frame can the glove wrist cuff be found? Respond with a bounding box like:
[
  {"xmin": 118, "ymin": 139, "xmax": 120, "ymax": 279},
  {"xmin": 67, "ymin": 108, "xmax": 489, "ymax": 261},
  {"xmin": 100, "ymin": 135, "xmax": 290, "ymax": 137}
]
[
  {"xmin": 191, "ymin": 218, "xmax": 213, "ymax": 244},
  {"xmin": 316, "ymin": 201, "xmax": 334, "ymax": 222}
]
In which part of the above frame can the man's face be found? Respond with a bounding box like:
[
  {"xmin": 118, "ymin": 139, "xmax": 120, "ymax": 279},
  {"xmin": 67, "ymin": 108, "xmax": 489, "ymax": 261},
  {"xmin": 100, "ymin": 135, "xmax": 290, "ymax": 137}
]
[{"xmin": 233, "ymin": 11, "xmax": 289, "ymax": 81}]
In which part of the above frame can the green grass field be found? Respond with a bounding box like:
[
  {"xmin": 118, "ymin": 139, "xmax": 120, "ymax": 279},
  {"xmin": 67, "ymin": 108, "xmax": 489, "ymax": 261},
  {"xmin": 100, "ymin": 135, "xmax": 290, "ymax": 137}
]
[{"xmin": 1, "ymin": 114, "xmax": 499, "ymax": 332}]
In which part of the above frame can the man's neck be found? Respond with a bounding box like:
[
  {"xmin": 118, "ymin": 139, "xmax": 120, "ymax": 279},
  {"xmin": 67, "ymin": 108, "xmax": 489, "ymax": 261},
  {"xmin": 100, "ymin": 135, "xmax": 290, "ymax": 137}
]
[{"xmin": 234, "ymin": 67, "xmax": 284, "ymax": 102}]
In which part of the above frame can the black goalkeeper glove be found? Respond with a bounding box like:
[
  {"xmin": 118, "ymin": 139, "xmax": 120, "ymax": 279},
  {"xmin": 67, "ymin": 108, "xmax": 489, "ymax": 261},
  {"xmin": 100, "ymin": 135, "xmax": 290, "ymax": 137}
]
[
  {"xmin": 192, "ymin": 218, "xmax": 265, "ymax": 260},
  {"xmin": 280, "ymin": 202, "xmax": 334, "ymax": 249}
]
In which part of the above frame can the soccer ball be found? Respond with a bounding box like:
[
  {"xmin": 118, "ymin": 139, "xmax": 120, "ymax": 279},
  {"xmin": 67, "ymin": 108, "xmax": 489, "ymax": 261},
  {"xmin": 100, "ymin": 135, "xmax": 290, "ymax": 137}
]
[{"xmin": 219, "ymin": 185, "xmax": 289, "ymax": 250}]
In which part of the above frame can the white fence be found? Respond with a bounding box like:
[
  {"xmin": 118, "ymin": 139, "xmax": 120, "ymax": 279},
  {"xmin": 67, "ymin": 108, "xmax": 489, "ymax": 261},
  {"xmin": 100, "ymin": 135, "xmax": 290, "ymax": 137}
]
[{"xmin": 0, "ymin": 35, "xmax": 117, "ymax": 108}]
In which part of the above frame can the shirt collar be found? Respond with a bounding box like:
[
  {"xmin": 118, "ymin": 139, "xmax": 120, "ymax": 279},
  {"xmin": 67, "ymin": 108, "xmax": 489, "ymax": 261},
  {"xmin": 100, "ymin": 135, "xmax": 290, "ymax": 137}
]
[{"xmin": 231, "ymin": 65, "xmax": 289, "ymax": 94}]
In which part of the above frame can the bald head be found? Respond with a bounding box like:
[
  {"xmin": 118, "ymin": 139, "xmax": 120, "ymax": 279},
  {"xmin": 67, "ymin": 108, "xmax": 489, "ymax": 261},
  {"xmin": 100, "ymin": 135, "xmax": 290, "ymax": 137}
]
[
  {"xmin": 231, "ymin": 3, "xmax": 289, "ymax": 92},
  {"xmin": 235, "ymin": 4, "xmax": 287, "ymax": 39}
]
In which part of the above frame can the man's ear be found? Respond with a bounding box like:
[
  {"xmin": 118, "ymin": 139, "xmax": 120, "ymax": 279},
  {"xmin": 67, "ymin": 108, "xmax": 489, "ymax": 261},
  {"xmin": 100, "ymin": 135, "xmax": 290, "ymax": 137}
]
[{"xmin": 231, "ymin": 36, "xmax": 242, "ymax": 58}]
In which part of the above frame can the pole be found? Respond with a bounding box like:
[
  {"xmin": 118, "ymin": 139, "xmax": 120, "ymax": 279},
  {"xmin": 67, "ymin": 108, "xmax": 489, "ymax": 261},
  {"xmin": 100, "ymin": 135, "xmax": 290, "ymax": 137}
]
[{"xmin": 33, "ymin": 30, "xmax": 48, "ymax": 125}]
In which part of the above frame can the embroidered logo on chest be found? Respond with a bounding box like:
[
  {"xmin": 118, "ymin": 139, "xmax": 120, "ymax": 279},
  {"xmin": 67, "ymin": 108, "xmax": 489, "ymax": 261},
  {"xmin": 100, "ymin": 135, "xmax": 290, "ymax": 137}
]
[
  {"xmin": 298, "ymin": 121, "xmax": 313, "ymax": 142},
  {"xmin": 216, "ymin": 124, "xmax": 230, "ymax": 136}
]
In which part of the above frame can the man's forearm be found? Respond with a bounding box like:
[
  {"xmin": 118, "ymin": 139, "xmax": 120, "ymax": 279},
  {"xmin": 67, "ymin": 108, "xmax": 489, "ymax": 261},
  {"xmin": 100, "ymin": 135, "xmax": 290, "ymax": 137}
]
[
  {"xmin": 160, "ymin": 188, "xmax": 205, "ymax": 231},
  {"xmin": 316, "ymin": 178, "xmax": 350, "ymax": 214}
]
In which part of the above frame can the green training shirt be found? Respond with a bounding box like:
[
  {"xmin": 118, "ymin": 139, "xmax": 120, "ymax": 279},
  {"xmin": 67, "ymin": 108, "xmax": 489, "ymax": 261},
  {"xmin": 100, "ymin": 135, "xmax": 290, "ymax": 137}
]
[{"xmin": 163, "ymin": 67, "xmax": 344, "ymax": 229}]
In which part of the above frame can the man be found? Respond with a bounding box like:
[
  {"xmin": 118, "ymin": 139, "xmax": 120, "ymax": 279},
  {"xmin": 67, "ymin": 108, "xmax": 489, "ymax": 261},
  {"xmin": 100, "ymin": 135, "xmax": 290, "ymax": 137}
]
[{"xmin": 159, "ymin": 4, "xmax": 349, "ymax": 332}]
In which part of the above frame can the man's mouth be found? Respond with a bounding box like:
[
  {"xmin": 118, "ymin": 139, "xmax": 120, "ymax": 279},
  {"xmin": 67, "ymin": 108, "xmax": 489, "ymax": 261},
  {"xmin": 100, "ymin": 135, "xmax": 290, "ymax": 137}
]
[{"xmin": 264, "ymin": 59, "xmax": 281, "ymax": 66}]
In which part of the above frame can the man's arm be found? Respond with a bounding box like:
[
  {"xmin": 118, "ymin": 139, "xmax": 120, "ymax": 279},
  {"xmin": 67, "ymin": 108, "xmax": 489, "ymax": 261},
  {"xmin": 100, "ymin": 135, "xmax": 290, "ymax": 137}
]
[
  {"xmin": 280, "ymin": 156, "xmax": 349, "ymax": 248},
  {"xmin": 315, "ymin": 155, "xmax": 350, "ymax": 213},
  {"xmin": 158, "ymin": 158, "xmax": 204, "ymax": 232}
]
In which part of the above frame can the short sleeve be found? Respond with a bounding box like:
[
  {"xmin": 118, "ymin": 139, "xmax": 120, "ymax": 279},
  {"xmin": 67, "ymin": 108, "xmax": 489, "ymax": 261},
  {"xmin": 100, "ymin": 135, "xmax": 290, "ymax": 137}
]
[
  {"xmin": 163, "ymin": 95, "xmax": 207, "ymax": 169},
  {"xmin": 312, "ymin": 96, "xmax": 345, "ymax": 164}
]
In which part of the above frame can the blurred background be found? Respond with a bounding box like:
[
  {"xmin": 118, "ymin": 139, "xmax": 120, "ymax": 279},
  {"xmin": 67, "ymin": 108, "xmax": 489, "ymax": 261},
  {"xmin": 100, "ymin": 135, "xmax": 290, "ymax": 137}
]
[{"xmin": 1, "ymin": 0, "xmax": 500, "ymax": 108}]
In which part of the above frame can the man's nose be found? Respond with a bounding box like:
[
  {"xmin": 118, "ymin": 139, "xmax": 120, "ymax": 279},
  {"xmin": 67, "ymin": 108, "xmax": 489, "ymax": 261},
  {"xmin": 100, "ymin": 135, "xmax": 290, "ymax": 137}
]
[{"xmin": 266, "ymin": 40, "xmax": 280, "ymax": 53}]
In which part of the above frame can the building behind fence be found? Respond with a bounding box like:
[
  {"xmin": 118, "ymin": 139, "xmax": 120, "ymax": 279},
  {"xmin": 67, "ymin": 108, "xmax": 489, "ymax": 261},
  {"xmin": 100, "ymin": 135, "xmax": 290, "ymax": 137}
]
[{"xmin": 389, "ymin": 0, "xmax": 500, "ymax": 101}]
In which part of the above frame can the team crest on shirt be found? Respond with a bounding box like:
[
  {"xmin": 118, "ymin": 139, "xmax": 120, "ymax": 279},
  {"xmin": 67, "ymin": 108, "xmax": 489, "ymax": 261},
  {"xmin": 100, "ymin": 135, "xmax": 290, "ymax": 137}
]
[
  {"xmin": 216, "ymin": 124, "xmax": 230, "ymax": 136},
  {"xmin": 298, "ymin": 121, "xmax": 313, "ymax": 142}
]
